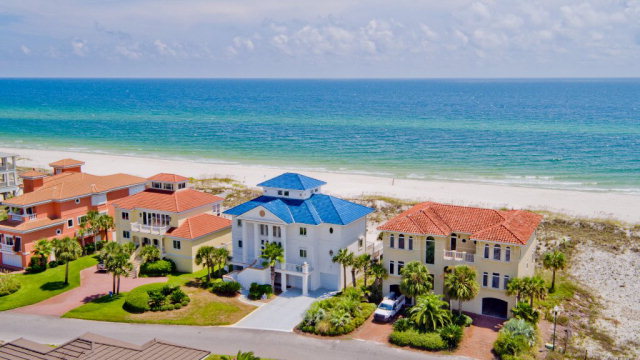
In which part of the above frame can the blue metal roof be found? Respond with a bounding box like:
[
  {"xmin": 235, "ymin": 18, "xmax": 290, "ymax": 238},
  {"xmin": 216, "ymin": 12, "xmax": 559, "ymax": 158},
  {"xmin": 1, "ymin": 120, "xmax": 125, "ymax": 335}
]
[
  {"xmin": 257, "ymin": 173, "xmax": 327, "ymax": 191},
  {"xmin": 223, "ymin": 194, "xmax": 373, "ymax": 225}
]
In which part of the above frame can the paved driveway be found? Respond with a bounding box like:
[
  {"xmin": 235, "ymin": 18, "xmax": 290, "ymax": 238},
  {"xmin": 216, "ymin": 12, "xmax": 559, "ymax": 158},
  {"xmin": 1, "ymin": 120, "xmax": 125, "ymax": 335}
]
[
  {"xmin": 11, "ymin": 267, "xmax": 166, "ymax": 316},
  {"xmin": 233, "ymin": 289, "xmax": 331, "ymax": 332}
]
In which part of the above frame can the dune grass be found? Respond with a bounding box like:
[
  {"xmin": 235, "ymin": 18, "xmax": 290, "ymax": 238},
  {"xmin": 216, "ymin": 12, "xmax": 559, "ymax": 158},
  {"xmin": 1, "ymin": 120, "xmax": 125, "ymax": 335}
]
[{"xmin": 0, "ymin": 255, "xmax": 98, "ymax": 311}]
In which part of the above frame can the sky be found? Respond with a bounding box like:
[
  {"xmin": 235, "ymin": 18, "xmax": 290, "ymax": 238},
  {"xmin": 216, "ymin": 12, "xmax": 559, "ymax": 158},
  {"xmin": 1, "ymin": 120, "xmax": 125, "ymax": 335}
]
[{"xmin": 1, "ymin": 0, "xmax": 639, "ymax": 78}]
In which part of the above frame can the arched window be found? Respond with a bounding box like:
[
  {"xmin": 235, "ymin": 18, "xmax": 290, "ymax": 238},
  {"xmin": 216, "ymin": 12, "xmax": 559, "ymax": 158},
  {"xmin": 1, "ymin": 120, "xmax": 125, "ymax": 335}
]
[
  {"xmin": 408, "ymin": 236, "xmax": 413, "ymax": 250},
  {"xmin": 450, "ymin": 233, "xmax": 457, "ymax": 251},
  {"xmin": 493, "ymin": 244, "xmax": 501, "ymax": 260},
  {"xmin": 389, "ymin": 234, "xmax": 395, "ymax": 248},
  {"xmin": 425, "ymin": 236, "xmax": 435, "ymax": 264},
  {"xmin": 484, "ymin": 244, "xmax": 490, "ymax": 258},
  {"xmin": 398, "ymin": 234, "xmax": 405, "ymax": 249},
  {"xmin": 505, "ymin": 247, "xmax": 511, "ymax": 262}
]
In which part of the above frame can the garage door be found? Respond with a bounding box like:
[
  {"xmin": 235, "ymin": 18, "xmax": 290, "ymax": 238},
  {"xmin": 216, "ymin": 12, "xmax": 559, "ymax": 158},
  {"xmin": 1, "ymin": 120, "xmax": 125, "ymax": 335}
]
[
  {"xmin": 2, "ymin": 254, "xmax": 23, "ymax": 268},
  {"xmin": 482, "ymin": 297, "xmax": 508, "ymax": 318}
]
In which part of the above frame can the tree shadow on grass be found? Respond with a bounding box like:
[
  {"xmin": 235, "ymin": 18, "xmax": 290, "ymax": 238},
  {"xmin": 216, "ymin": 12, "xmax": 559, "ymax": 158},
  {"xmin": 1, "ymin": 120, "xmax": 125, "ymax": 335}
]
[
  {"xmin": 40, "ymin": 281, "xmax": 69, "ymax": 291},
  {"xmin": 89, "ymin": 294, "xmax": 122, "ymax": 304}
]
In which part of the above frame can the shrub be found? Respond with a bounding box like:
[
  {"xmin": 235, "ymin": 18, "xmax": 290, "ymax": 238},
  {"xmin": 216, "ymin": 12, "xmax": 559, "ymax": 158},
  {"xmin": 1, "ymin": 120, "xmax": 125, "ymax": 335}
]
[
  {"xmin": 94, "ymin": 240, "xmax": 104, "ymax": 251},
  {"xmin": 123, "ymin": 291, "xmax": 150, "ymax": 313},
  {"xmin": 148, "ymin": 289, "xmax": 167, "ymax": 310},
  {"xmin": 439, "ymin": 324, "xmax": 463, "ymax": 349},
  {"xmin": 393, "ymin": 318, "xmax": 413, "ymax": 332},
  {"xmin": 211, "ymin": 280, "xmax": 241, "ymax": 296},
  {"xmin": 161, "ymin": 285, "xmax": 177, "ymax": 296},
  {"xmin": 511, "ymin": 302, "xmax": 540, "ymax": 325},
  {"xmin": 83, "ymin": 243, "xmax": 96, "ymax": 255},
  {"xmin": 388, "ymin": 330, "xmax": 447, "ymax": 351},
  {"xmin": 181, "ymin": 299, "xmax": 190, "ymax": 307},
  {"xmin": 493, "ymin": 331, "xmax": 529, "ymax": 357},
  {"xmin": 299, "ymin": 296, "xmax": 376, "ymax": 336},
  {"xmin": 452, "ymin": 313, "xmax": 473, "ymax": 327},
  {"xmin": 140, "ymin": 260, "xmax": 173, "ymax": 277},
  {"xmin": 502, "ymin": 318, "xmax": 536, "ymax": 346},
  {"xmin": 174, "ymin": 303, "xmax": 182, "ymax": 310},
  {"xmin": 0, "ymin": 275, "xmax": 21, "ymax": 297},
  {"xmin": 248, "ymin": 282, "xmax": 273, "ymax": 300},
  {"xmin": 26, "ymin": 258, "xmax": 46, "ymax": 274},
  {"xmin": 48, "ymin": 260, "xmax": 59, "ymax": 268},
  {"xmin": 170, "ymin": 288, "xmax": 188, "ymax": 304}
]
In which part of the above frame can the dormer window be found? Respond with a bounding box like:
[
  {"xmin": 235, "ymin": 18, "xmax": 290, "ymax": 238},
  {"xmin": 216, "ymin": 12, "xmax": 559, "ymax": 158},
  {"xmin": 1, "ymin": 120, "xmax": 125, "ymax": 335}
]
[
  {"xmin": 152, "ymin": 182, "xmax": 162, "ymax": 189},
  {"xmin": 178, "ymin": 183, "xmax": 186, "ymax": 189},
  {"xmin": 284, "ymin": 191, "xmax": 289, "ymax": 196},
  {"xmin": 278, "ymin": 190, "xmax": 283, "ymax": 195},
  {"xmin": 163, "ymin": 183, "xmax": 173, "ymax": 191}
]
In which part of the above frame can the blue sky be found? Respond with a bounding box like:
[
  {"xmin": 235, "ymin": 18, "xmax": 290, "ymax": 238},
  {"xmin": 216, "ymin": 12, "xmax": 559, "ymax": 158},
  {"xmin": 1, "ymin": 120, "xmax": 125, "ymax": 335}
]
[{"xmin": 1, "ymin": 0, "xmax": 639, "ymax": 78}]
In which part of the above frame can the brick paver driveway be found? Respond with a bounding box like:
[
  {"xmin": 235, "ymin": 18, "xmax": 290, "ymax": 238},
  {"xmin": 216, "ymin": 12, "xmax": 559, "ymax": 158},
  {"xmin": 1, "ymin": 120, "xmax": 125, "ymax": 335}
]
[{"xmin": 11, "ymin": 267, "xmax": 166, "ymax": 316}]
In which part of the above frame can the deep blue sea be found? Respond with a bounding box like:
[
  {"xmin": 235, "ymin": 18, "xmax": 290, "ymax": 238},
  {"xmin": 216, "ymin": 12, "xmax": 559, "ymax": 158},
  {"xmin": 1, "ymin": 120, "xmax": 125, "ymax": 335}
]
[{"xmin": 0, "ymin": 79, "xmax": 638, "ymax": 193}]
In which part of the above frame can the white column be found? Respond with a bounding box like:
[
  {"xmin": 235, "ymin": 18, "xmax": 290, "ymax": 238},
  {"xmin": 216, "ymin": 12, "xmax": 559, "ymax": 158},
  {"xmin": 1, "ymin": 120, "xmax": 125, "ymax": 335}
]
[
  {"xmin": 281, "ymin": 225, "xmax": 287, "ymax": 264},
  {"xmin": 281, "ymin": 273, "xmax": 287, "ymax": 293},
  {"xmin": 302, "ymin": 275, "xmax": 309, "ymax": 296},
  {"xmin": 241, "ymin": 219, "xmax": 248, "ymax": 263},
  {"xmin": 253, "ymin": 222, "xmax": 260, "ymax": 260}
]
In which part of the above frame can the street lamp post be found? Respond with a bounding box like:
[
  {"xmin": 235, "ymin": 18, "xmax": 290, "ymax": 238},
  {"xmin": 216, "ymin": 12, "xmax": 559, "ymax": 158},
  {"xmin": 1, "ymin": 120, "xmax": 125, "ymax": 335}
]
[{"xmin": 552, "ymin": 305, "xmax": 560, "ymax": 351}]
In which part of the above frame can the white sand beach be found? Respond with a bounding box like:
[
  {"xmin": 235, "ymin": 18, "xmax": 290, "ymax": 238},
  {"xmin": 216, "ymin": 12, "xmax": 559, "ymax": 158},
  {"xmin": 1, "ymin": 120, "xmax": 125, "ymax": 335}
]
[{"xmin": 2, "ymin": 146, "xmax": 639, "ymax": 223}]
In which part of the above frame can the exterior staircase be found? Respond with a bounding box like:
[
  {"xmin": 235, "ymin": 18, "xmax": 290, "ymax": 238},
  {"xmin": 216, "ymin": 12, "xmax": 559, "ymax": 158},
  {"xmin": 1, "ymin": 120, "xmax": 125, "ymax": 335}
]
[{"xmin": 129, "ymin": 246, "xmax": 143, "ymax": 278}]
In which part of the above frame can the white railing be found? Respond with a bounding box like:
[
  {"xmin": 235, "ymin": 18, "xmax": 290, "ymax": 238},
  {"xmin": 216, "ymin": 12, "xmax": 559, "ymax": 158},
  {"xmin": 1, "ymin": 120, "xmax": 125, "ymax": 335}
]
[
  {"xmin": 0, "ymin": 181, "xmax": 17, "ymax": 188},
  {"xmin": 443, "ymin": 250, "xmax": 475, "ymax": 263},
  {"xmin": 9, "ymin": 213, "xmax": 37, "ymax": 222},
  {"xmin": 365, "ymin": 241, "xmax": 384, "ymax": 258},
  {"xmin": 0, "ymin": 166, "xmax": 16, "ymax": 172},
  {"xmin": 130, "ymin": 222, "xmax": 170, "ymax": 235},
  {"xmin": 280, "ymin": 262, "xmax": 312, "ymax": 273},
  {"xmin": 1, "ymin": 244, "xmax": 15, "ymax": 253}
]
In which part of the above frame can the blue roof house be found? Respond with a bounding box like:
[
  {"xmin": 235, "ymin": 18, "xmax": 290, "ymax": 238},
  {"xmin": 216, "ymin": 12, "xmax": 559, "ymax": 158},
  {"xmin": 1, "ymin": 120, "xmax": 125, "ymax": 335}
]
[{"xmin": 224, "ymin": 173, "xmax": 374, "ymax": 295}]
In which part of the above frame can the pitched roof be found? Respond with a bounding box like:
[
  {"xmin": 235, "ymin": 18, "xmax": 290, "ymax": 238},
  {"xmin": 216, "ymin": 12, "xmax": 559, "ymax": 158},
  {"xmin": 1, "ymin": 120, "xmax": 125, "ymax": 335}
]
[
  {"xmin": 0, "ymin": 332, "xmax": 210, "ymax": 360},
  {"xmin": 148, "ymin": 173, "xmax": 189, "ymax": 182},
  {"xmin": 0, "ymin": 218, "xmax": 65, "ymax": 233},
  {"xmin": 166, "ymin": 213, "xmax": 231, "ymax": 239},
  {"xmin": 113, "ymin": 188, "xmax": 223, "ymax": 213},
  {"xmin": 224, "ymin": 194, "xmax": 373, "ymax": 225},
  {"xmin": 48, "ymin": 158, "xmax": 85, "ymax": 168},
  {"xmin": 2, "ymin": 173, "xmax": 147, "ymax": 206},
  {"xmin": 377, "ymin": 202, "xmax": 542, "ymax": 245},
  {"xmin": 257, "ymin": 173, "xmax": 326, "ymax": 190},
  {"xmin": 20, "ymin": 170, "xmax": 48, "ymax": 179}
]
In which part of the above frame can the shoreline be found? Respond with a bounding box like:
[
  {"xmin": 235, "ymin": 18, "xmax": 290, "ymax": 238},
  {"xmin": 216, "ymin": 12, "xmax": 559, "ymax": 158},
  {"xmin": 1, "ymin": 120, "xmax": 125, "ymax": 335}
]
[{"xmin": 2, "ymin": 146, "xmax": 639, "ymax": 223}]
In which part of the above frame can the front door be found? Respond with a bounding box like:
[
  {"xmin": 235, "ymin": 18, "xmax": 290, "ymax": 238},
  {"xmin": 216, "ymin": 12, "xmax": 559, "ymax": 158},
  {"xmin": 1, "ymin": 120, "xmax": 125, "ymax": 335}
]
[{"xmin": 450, "ymin": 237, "xmax": 457, "ymax": 251}]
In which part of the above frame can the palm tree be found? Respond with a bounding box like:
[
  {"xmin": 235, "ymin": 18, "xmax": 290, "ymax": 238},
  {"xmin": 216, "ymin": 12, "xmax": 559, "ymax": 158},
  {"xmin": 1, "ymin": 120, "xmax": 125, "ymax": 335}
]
[
  {"xmin": 260, "ymin": 242, "xmax": 284, "ymax": 293},
  {"xmin": 543, "ymin": 250, "xmax": 566, "ymax": 292},
  {"xmin": 140, "ymin": 245, "xmax": 161, "ymax": 264},
  {"xmin": 95, "ymin": 213, "xmax": 115, "ymax": 242},
  {"xmin": 522, "ymin": 276, "xmax": 547, "ymax": 307},
  {"xmin": 112, "ymin": 252, "xmax": 133, "ymax": 294},
  {"xmin": 399, "ymin": 261, "xmax": 432, "ymax": 303},
  {"xmin": 511, "ymin": 302, "xmax": 540, "ymax": 325},
  {"xmin": 331, "ymin": 248, "xmax": 351, "ymax": 290},
  {"xmin": 221, "ymin": 351, "xmax": 260, "ymax": 360},
  {"xmin": 356, "ymin": 254, "xmax": 372, "ymax": 287},
  {"xmin": 409, "ymin": 293, "xmax": 452, "ymax": 331},
  {"xmin": 369, "ymin": 262, "xmax": 388, "ymax": 288},
  {"xmin": 444, "ymin": 265, "xmax": 479, "ymax": 315},
  {"xmin": 195, "ymin": 246, "xmax": 216, "ymax": 282},
  {"xmin": 212, "ymin": 247, "xmax": 231, "ymax": 278},
  {"xmin": 52, "ymin": 237, "xmax": 83, "ymax": 285},
  {"xmin": 32, "ymin": 238, "xmax": 52, "ymax": 267},
  {"xmin": 506, "ymin": 277, "xmax": 526, "ymax": 303},
  {"xmin": 101, "ymin": 242, "xmax": 129, "ymax": 294},
  {"xmin": 79, "ymin": 210, "xmax": 114, "ymax": 243}
]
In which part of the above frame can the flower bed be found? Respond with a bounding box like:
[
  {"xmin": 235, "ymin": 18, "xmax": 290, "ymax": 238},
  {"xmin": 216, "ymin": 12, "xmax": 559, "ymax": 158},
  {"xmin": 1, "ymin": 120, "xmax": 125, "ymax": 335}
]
[
  {"xmin": 299, "ymin": 288, "xmax": 376, "ymax": 336},
  {"xmin": 123, "ymin": 284, "xmax": 190, "ymax": 313}
]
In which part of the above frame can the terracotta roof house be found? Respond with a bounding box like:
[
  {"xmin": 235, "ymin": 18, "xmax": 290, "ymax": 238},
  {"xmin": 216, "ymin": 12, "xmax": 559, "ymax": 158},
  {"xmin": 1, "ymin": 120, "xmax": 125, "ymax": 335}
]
[
  {"xmin": 0, "ymin": 159, "xmax": 147, "ymax": 269},
  {"xmin": 0, "ymin": 332, "xmax": 210, "ymax": 360},
  {"xmin": 113, "ymin": 173, "xmax": 231, "ymax": 273},
  {"xmin": 378, "ymin": 201, "xmax": 543, "ymax": 319}
]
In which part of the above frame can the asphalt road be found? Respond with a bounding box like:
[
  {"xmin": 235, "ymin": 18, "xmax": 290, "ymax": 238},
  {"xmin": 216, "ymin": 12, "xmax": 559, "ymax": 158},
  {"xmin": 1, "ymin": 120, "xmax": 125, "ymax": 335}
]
[{"xmin": 0, "ymin": 313, "xmax": 472, "ymax": 360}]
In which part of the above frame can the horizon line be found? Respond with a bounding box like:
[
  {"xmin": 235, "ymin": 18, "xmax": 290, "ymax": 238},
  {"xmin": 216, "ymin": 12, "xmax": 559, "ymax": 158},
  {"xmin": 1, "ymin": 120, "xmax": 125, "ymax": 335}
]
[{"xmin": 1, "ymin": 76, "xmax": 640, "ymax": 80}]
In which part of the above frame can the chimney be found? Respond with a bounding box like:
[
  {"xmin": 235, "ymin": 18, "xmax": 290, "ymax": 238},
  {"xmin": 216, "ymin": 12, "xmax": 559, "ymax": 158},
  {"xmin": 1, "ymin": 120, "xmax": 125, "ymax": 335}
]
[
  {"xmin": 20, "ymin": 169, "xmax": 47, "ymax": 193},
  {"xmin": 49, "ymin": 159, "xmax": 85, "ymax": 175}
]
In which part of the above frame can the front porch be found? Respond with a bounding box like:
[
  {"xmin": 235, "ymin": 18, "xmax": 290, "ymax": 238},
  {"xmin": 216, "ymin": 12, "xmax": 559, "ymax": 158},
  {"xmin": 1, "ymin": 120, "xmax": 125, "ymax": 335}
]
[{"xmin": 230, "ymin": 260, "xmax": 313, "ymax": 296}]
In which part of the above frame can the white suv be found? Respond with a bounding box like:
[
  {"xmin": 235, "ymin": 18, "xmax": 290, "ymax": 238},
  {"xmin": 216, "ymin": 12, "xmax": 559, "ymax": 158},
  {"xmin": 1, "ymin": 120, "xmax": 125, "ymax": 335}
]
[{"xmin": 373, "ymin": 292, "xmax": 406, "ymax": 322}]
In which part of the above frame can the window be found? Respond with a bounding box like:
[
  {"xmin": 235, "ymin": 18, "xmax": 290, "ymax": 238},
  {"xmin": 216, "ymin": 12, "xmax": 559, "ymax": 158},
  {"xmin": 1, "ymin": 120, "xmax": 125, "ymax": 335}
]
[
  {"xmin": 152, "ymin": 182, "xmax": 162, "ymax": 189},
  {"xmin": 153, "ymin": 239, "xmax": 159, "ymax": 246},
  {"xmin": 67, "ymin": 219, "xmax": 74, "ymax": 228},
  {"xmin": 450, "ymin": 233, "xmax": 457, "ymax": 251},
  {"xmin": 143, "ymin": 237, "xmax": 150, "ymax": 245},
  {"xmin": 299, "ymin": 248, "xmax": 307, "ymax": 258},
  {"xmin": 398, "ymin": 234, "xmax": 405, "ymax": 249},
  {"xmin": 77, "ymin": 215, "xmax": 87, "ymax": 226},
  {"xmin": 260, "ymin": 224, "xmax": 268, "ymax": 236},
  {"xmin": 121, "ymin": 211, "xmax": 129, "ymax": 220},
  {"xmin": 237, "ymin": 219, "xmax": 242, "ymax": 227},
  {"xmin": 178, "ymin": 182, "xmax": 186, "ymax": 189},
  {"xmin": 408, "ymin": 236, "xmax": 413, "ymax": 250},
  {"xmin": 484, "ymin": 244, "xmax": 490, "ymax": 259},
  {"xmin": 492, "ymin": 273, "xmax": 500, "ymax": 288},
  {"xmin": 213, "ymin": 204, "xmax": 221, "ymax": 215},
  {"xmin": 503, "ymin": 275, "xmax": 510, "ymax": 290},
  {"xmin": 299, "ymin": 227, "xmax": 307, "ymax": 236},
  {"xmin": 389, "ymin": 234, "xmax": 395, "ymax": 248},
  {"xmin": 329, "ymin": 227, "xmax": 333, "ymax": 234},
  {"xmin": 358, "ymin": 238, "xmax": 364, "ymax": 249},
  {"xmin": 273, "ymin": 226, "xmax": 281, "ymax": 238},
  {"xmin": 5, "ymin": 236, "xmax": 13, "ymax": 246},
  {"xmin": 75, "ymin": 198, "xmax": 80, "ymax": 204},
  {"xmin": 238, "ymin": 240, "xmax": 243, "ymax": 248},
  {"xmin": 389, "ymin": 261, "xmax": 395, "ymax": 275},
  {"xmin": 173, "ymin": 240, "xmax": 181, "ymax": 250},
  {"xmin": 14, "ymin": 237, "xmax": 21, "ymax": 251},
  {"xmin": 163, "ymin": 183, "xmax": 173, "ymax": 191},
  {"xmin": 425, "ymin": 237, "xmax": 435, "ymax": 264},
  {"xmin": 284, "ymin": 191, "xmax": 289, "ymax": 196},
  {"xmin": 505, "ymin": 247, "xmax": 511, "ymax": 262},
  {"xmin": 482, "ymin": 272, "xmax": 488, "ymax": 287},
  {"xmin": 122, "ymin": 231, "xmax": 130, "ymax": 239},
  {"xmin": 398, "ymin": 261, "xmax": 405, "ymax": 274},
  {"xmin": 493, "ymin": 245, "xmax": 501, "ymax": 261},
  {"xmin": 277, "ymin": 190, "xmax": 283, "ymax": 195},
  {"xmin": 56, "ymin": 229, "xmax": 62, "ymax": 235}
]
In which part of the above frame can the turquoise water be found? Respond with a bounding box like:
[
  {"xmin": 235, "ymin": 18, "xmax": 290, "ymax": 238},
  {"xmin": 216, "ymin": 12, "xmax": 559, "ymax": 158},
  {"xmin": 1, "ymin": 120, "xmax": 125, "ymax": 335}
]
[{"xmin": 0, "ymin": 79, "xmax": 638, "ymax": 193}]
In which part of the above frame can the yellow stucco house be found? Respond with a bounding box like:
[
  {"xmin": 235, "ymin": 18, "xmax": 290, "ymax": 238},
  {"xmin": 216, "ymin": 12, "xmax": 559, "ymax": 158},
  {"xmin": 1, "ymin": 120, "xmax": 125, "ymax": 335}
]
[
  {"xmin": 378, "ymin": 201, "xmax": 542, "ymax": 319},
  {"xmin": 113, "ymin": 173, "xmax": 231, "ymax": 273}
]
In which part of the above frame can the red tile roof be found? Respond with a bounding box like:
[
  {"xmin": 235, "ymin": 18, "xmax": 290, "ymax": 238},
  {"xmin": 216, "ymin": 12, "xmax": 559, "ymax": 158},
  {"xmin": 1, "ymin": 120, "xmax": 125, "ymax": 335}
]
[
  {"xmin": 148, "ymin": 173, "xmax": 189, "ymax": 182},
  {"xmin": 113, "ymin": 188, "xmax": 223, "ymax": 213},
  {"xmin": 377, "ymin": 202, "xmax": 542, "ymax": 245},
  {"xmin": 20, "ymin": 170, "xmax": 48, "ymax": 178},
  {"xmin": 0, "ymin": 217, "xmax": 65, "ymax": 233},
  {"xmin": 166, "ymin": 213, "xmax": 231, "ymax": 239},
  {"xmin": 49, "ymin": 158, "xmax": 85, "ymax": 167}
]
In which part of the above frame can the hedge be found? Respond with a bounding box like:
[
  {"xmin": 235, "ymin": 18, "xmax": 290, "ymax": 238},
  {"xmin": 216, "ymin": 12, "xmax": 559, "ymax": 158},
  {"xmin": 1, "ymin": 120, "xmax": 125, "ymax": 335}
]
[
  {"xmin": 248, "ymin": 283, "xmax": 273, "ymax": 300},
  {"xmin": 389, "ymin": 330, "xmax": 447, "ymax": 351},
  {"xmin": 123, "ymin": 290, "xmax": 150, "ymax": 313},
  {"xmin": 299, "ymin": 294, "xmax": 376, "ymax": 337},
  {"xmin": 211, "ymin": 280, "xmax": 241, "ymax": 296},
  {"xmin": 0, "ymin": 275, "xmax": 21, "ymax": 297},
  {"xmin": 453, "ymin": 313, "xmax": 473, "ymax": 327},
  {"xmin": 140, "ymin": 260, "xmax": 173, "ymax": 277}
]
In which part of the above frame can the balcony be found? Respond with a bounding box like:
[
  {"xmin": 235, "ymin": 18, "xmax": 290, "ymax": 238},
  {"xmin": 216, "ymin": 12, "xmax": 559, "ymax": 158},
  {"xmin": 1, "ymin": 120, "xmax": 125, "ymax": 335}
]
[
  {"xmin": 130, "ymin": 222, "xmax": 170, "ymax": 235},
  {"xmin": 443, "ymin": 250, "xmax": 475, "ymax": 263},
  {"xmin": 9, "ymin": 213, "xmax": 37, "ymax": 222},
  {"xmin": 1, "ymin": 244, "xmax": 15, "ymax": 254},
  {"xmin": 279, "ymin": 262, "xmax": 312, "ymax": 274}
]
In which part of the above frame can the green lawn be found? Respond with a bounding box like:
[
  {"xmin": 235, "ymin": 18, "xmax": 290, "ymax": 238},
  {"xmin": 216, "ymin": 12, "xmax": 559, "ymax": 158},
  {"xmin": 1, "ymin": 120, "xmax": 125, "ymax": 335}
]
[
  {"xmin": 0, "ymin": 255, "xmax": 98, "ymax": 311},
  {"xmin": 63, "ymin": 270, "xmax": 256, "ymax": 326}
]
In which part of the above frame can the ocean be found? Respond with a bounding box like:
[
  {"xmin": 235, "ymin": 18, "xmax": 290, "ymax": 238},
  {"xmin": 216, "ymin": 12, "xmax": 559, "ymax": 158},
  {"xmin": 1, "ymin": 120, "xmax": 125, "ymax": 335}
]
[{"xmin": 0, "ymin": 78, "xmax": 638, "ymax": 194}]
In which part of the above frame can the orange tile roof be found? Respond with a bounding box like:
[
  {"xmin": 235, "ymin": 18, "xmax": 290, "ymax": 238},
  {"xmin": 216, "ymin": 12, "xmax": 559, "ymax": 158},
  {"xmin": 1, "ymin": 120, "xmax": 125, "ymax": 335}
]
[
  {"xmin": 49, "ymin": 158, "xmax": 85, "ymax": 167},
  {"xmin": 148, "ymin": 173, "xmax": 189, "ymax": 182},
  {"xmin": 166, "ymin": 213, "xmax": 231, "ymax": 239},
  {"xmin": 0, "ymin": 217, "xmax": 65, "ymax": 233},
  {"xmin": 113, "ymin": 188, "xmax": 223, "ymax": 213},
  {"xmin": 3, "ymin": 173, "xmax": 147, "ymax": 206},
  {"xmin": 377, "ymin": 202, "xmax": 542, "ymax": 245},
  {"xmin": 20, "ymin": 170, "xmax": 48, "ymax": 178}
]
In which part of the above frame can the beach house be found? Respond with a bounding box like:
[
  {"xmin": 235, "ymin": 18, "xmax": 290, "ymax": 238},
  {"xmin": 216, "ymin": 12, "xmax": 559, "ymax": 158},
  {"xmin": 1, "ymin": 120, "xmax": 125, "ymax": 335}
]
[
  {"xmin": 0, "ymin": 152, "xmax": 20, "ymax": 200},
  {"xmin": 223, "ymin": 173, "xmax": 374, "ymax": 295},
  {"xmin": 378, "ymin": 202, "xmax": 542, "ymax": 318},
  {"xmin": 0, "ymin": 159, "xmax": 147, "ymax": 269},
  {"xmin": 113, "ymin": 173, "xmax": 231, "ymax": 273}
]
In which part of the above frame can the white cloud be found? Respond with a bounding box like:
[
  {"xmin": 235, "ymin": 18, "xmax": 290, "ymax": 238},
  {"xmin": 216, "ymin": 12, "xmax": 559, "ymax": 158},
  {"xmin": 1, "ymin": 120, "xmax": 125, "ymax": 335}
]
[
  {"xmin": 20, "ymin": 45, "xmax": 31, "ymax": 55},
  {"xmin": 71, "ymin": 39, "xmax": 88, "ymax": 56}
]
